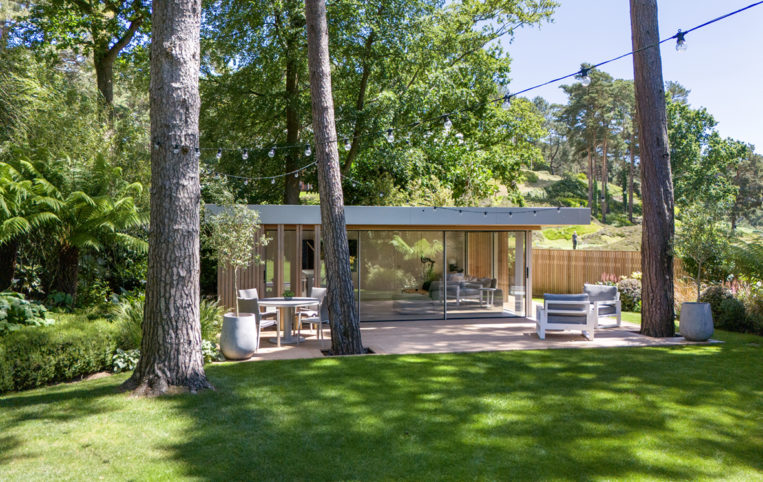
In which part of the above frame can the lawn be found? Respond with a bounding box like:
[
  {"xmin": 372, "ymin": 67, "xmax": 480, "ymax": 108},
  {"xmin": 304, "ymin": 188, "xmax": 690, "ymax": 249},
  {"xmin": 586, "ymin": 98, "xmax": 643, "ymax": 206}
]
[{"xmin": 1, "ymin": 330, "xmax": 761, "ymax": 480}]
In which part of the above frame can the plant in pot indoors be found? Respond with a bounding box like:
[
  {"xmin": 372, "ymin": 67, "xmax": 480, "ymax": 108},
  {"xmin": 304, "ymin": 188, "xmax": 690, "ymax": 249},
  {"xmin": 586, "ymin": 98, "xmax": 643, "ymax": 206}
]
[
  {"xmin": 674, "ymin": 203, "xmax": 730, "ymax": 341},
  {"xmin": 282, "ymin": 290, "xmax": 295, "ymax": 300},
  {"xmin": 205, "ymin": 204, "xmax": 269, "ymax": 359}
]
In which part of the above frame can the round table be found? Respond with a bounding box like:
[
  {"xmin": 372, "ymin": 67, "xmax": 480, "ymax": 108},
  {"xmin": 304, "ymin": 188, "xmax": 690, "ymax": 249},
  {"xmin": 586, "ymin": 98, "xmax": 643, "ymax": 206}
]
[{"xmin": 259, "ymin": 297, "xmax": 319, "ymax": 345}]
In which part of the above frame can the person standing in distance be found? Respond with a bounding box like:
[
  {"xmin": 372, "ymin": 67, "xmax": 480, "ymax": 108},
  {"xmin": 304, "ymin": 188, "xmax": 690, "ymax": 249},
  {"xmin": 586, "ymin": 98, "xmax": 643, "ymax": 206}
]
[{"xmin": 572, "ymin": 231, "xmax": 578, "ymax": 250}]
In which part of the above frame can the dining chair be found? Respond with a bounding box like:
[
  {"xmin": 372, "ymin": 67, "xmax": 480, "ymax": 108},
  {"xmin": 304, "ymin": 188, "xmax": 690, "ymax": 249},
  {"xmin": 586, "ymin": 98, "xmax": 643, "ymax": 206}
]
[
  {"xmin": 238, "ymin": 288, "xmax": 277, "ymax": 318},
  {"xmin": 297, "ymin": 287, "xmax": 329, "ymax": 341},
  {"xmin": 238, "ymin": 297, "xmax": 280, "ymax": 349}
]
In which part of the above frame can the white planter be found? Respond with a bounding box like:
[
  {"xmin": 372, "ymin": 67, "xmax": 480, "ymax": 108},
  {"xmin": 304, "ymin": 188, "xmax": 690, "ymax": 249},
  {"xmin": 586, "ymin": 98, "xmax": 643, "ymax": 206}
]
[
  {"xmin": 219, "ymin": 313, "xmax": 258, "ymax": 360},
  {"xmin": 679, "ymin": 302, "xmax": 714, "ymax": 341}
]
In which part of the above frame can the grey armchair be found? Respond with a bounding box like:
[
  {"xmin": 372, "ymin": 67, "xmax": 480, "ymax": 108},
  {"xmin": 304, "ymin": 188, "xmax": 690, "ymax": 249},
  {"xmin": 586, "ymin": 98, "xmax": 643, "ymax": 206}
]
[
  {"xmin": 583, "ymin": 284, "xmax": 622, "ymax": 328},
  {"xmin": 535, "ymin": 293, "xmax": 595, "ymax": 340}
]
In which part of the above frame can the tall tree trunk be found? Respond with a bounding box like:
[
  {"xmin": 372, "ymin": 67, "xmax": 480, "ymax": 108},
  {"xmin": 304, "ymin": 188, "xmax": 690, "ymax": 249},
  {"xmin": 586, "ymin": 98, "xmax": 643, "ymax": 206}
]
[
  {"xmin": 631, "ymin": 0, "xmax": 675, "ymax": 337},
  {"xmin": 601, "ymin": 135, "xmax": 609, "ymax": 222},
  {"xmin": 283, "ymin": 35, "xmax": 301, "ymax": 205},
  {"xmin": 0, "ymin": 240, "xmax": 19, "ymax": 291},
  {"xmin": 123, "ymin": 0, "xmax": 212, "ymax": 395},
  {"xmin": 54, "ymin": 245, "xmax": 80, "ymax": 302},
  {"xmin": 94, "ymin": 51, "xmax": 115, "ymax": 106},
  {"xmin": 305, "ymin": 0, "xmax": 364, "ymax": 355},
  {"xmin": 628, "ymin": 130, "xmax": 636, "ymax": 222}
]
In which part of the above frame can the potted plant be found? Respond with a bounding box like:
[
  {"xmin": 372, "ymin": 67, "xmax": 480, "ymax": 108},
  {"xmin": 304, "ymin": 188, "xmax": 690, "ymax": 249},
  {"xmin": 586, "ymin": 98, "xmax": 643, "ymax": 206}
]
[
  {"xmin": 674, "ymin": 204, "xmax": 729, "ymax": 341},
  {"xmin": 282, "ymin": 290, "xmax": 295, "ymax": 300},
  {"xmin": 205, "ymin": 204, "xmax": 269, "ymax": 359}
]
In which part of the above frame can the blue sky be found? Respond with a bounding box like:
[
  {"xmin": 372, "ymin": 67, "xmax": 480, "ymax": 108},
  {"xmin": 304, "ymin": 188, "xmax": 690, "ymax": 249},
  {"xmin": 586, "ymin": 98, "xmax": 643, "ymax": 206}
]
[{"xmin": 500, "ymin": 0, "xmax": 763, "ymax": 150}]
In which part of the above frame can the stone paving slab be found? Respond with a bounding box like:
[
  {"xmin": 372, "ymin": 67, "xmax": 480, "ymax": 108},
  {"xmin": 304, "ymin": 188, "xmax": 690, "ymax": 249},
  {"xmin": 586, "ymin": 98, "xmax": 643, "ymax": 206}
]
[{"xmin": 241, "ymin": 318, "xmax": 719, "ymax": 362}]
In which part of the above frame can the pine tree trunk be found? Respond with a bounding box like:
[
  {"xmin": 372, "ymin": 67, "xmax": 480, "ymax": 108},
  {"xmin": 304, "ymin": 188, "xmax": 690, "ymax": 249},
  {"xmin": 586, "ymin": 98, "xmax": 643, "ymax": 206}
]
[
  {"xmin": 586, "ymin": 147, "xmax": 594, "ymax": 209},
  {"xmin": 0, "ymin": 239, "xmax": 19, "ymax": 291},
  {"xmin": 54, "ymin": 245, "xmax": 80, "ymax": 302},
  {"xmin": 601, "ymin": 136, "xmax": 609, "ymax": 222},
  {"xmin": 123, "ymin": 0, "xmax": 212, "ymax": 395},
  {"xmin": 305, "ymin": 0, "xmax": 364, "ymax": 355},
  {"xmin": 630, "ymin": 0, "xmax": 675, "ymax": 337},
  {"xmin": 628, "ymin": 130, "xmax": 636, "ymax": 222}
]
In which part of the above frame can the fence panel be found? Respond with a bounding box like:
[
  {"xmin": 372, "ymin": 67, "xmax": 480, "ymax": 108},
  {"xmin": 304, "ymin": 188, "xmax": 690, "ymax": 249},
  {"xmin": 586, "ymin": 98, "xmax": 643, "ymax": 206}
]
[{"xmin": 532, "ymin": 249, "xmax": 685, "ymax": 294}]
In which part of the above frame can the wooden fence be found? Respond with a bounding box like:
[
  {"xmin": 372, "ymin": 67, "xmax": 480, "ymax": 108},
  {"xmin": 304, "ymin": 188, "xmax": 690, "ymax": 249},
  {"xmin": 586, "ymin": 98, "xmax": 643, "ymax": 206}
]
[{"xmin": 532, "ymin": 249, "xmax": 686, "ymax": 294}]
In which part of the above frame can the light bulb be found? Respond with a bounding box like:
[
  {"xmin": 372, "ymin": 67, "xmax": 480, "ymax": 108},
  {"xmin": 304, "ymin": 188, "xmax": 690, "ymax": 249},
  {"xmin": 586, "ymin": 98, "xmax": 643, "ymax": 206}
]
[
  {"xmin": 344, "ymin": 137, "xmax": 351, "ymax": 151},
  {"xmin": 386, "ymin": 129, "xmax": 394, "ymax": 143},
  {"xmin": 153, "ymin": 142, "xmax": 160, "ymax": 150},
  {"xmin": 675, "ymin": 29, "xmax": 687, "ymax": 52},
  {"xmin": 294, "ymin": 172, "xmax": 299, "ymax": 178},
  {"xmin": 194, "ymin": 148, "xmax": 201, "ymax": 158},
  {"xmin": 502, "ymin": 95, "xmax": 511, "ymax": 110},
  {"xmin": 242, "ymin": 149, "xmax": 248, "ymax": 160},
  {"xmin": 443, "ymin": 116, "xmax": 453, "ymax": 134},
  {"xmin": 268, "ymin": 147, "xmax": 275, "ymax": 158},
  {"xmin": 483, "ymin": 211, "xmax": 488, "ymax": 217},
  {"xmin": 172, "ymin": 144, "xmax": 180, "ymax": 154},
  {"xmin": 244, "ymin": 179, "xmax": 248, "ymax": 186},
  {"xmin": 304, "ymin": 144, "xmax": 311, "ymax": 157},
  {"xmin": 581, "ymin": 72, "xmax": 591, "ymax": 87},
  {"xmin": 216, "ymin": 148, "xmax": 222, "ymax": 160},
  {"xmin": 508, "ymin": 212, "xmax": 513, "ymax": 217},
  {"xmin": 271, "ymin": 178, "xmax": 276, "ymax": 184}
]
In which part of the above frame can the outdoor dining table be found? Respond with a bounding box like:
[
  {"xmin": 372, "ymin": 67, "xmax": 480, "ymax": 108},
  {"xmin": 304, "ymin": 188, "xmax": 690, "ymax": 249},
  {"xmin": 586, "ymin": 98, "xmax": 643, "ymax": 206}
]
[{"xmin": 259, "ymin": 297, "xmax": 319, "ymax": 345}]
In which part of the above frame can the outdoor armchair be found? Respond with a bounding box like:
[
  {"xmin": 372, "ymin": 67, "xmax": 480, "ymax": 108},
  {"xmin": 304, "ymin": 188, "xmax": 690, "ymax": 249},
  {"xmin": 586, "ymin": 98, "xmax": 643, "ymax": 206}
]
[
  {"xmin": 535, "ymin": 293, "xmax": 595, "ymax": 340},
  {"xmin": 583, "ymin": 284, "xmax": 622, "ymax": 328}
]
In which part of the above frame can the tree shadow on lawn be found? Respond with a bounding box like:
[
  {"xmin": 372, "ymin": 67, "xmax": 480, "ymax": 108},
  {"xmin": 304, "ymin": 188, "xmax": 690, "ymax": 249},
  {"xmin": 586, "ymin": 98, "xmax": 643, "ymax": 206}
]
[{"xmin": 166, "ymin": 340, "xmax": 762, "ymax": 480}]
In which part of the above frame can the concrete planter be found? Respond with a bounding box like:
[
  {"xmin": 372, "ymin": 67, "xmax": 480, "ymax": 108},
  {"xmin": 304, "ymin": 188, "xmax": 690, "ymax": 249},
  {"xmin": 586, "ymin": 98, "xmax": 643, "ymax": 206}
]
[
  {"xmin": 679, "ymin": 302, "xmax": 714, "ymax": 341},
  {"xmin": 220, "ymin": 313, "xmax": 258, "ymax": 360}
]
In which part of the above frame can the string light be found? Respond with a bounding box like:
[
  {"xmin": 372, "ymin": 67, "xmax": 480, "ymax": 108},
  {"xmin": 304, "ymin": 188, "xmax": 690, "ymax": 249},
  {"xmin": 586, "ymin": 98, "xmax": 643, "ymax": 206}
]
[
  {"xmin": 216, "ymin": 148, "xmax": 222, "ymax": 160},
  {"xmin": 195, "ymin": 148, "xmax": 201, "ymax": 158},
  {"xmin": 386, "ymin": 128, "xmax": 395, "ymax": 143},
  {"xmin": 344, "ymin": 137, "xmax": 352, "ymax": 151},
  {"xmin": 268, "ymin": 147, "xmax": 276, "ymax": 158},
  {"xmin": 294, "ymin": 172, "xmax": 299, "ymax": 178},
  {"xmin": 304, "ymin": 144, "xmax": 312, "ymax": 157},
  {"xmin": 579, "ymin": 68, "xmax": 591, "ymax": 87},
  {"xmin": 271, "ymin": 178, "xmax": 276, "ymax": 184},
  {"xmin": 502, "ymin": 94, "xmax": 511, "ymax": 110},
  {"xmin": 153, "ymin": 141, "xmax": 160, "ymax": 150},
  {"xmin": 172, "ymin": 144, "xmax": 180, "ymax": 154},
  {"xmin": 675, "ymin": 29, "xmax": 687, "ymax": 51},
  {"xmin": 242, "ymin": 149, "xmax": 249, "ymax": 160}
]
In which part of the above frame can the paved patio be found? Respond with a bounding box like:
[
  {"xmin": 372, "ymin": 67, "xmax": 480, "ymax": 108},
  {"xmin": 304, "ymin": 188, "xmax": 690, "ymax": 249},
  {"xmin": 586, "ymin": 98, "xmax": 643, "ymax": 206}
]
[{"xmin": 244, "ymin": 317, "xmax": 719, "ymax": 361}]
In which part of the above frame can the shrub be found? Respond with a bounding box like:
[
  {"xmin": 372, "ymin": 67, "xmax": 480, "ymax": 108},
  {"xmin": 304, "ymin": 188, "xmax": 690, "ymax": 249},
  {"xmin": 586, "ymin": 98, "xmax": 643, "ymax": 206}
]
[
  {"xmin": 0, "ymin": 291, "xmax": 55, "ymax": 334},
  {"xmin": 617, "ymin": 278, "xmax": 641, "ymax": 312},
  {"xmin": 715, "ymin": 297, "xmax": 748, "ymax": 332},
  {"xmin": 0, "ymin": 315, "xmax": 119, "ymax": 394},
  {"xmin": 45, "ymin": 291, "xmax": 74, "ymax": 311},
  {"xmin": 522, "ymin": 170, "xmax": 539, "ymax": 183},
  {"xmin": 699, "ymin": 285, "xmax": 733, "ymax": 320},
  {"xmin": 200, "ymin": 299, "xmax": 224, "ymax": 341},
  {"xmin": 112, "ymin": 348, "xmax": 140, "ymax": 373}
]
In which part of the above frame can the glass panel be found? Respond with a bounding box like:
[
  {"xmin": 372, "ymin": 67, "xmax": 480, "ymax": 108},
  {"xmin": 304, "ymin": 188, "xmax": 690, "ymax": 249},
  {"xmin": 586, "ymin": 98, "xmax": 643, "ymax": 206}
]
[
  {"xmin": 358, "ymin": 230, "xmax": 444, "ymax": 321},
  {"xmin": 444, "ymin": 232, "xmax": 501, "ymax": 318},
  {"xmin": 284, "ymin": 230, "xmax": 297, "ymax": 294},
  {"xmin": 504, "ymin": 232, "xmax": 526, "ymax": 317},
  {"xmin": 263, "ymin": 229, "xmax": 277, "ymax": 297}
]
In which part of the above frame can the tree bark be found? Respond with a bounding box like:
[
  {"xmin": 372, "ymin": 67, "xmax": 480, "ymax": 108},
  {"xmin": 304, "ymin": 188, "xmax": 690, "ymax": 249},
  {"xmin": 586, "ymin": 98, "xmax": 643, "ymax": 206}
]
[
  {"xmin": 305, "ymin": 0, "xmax": 364, "ymax": 355},
  {"xmin": 601, "ymin": 135, "xmax": 609, "ymax": 222},
  {"xmin": 94, "ymin": 51, "xmax": 116, "ymax": 106},
  {"xmin": 630, "ymin": 0, "xmax": 675, "ymax": 337},
  {"xmin": 54, "ymin": 245, "xmax": 80, "ymax": 302},
  {"xmin": 123, "ymin": 0, "xmax": 212, "ymax": 395},
  {"xmin": 0, "ymin": 239, "xmax": 19, "ymax": 291},
  {"xmin": 586, "ymin": 146, "xmax": 594, "ymax": 209},
  {"xmin": 628, "ymin": 130, "xmax": 636, "ymax": 223}
]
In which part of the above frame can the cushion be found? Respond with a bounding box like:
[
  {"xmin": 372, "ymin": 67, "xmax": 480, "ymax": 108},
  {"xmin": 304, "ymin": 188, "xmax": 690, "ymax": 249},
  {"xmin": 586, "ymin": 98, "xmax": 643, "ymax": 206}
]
[
  {"xmin": 583, "ymin": 284, "xmax": 618, "ymax": 302},
  {"xmin": 544, "ymin": 293, "xmax": 589, "ymax": 313},
  {"xmin": 596, "ymin": 305, "xmax": 617, "ymax": 316}
]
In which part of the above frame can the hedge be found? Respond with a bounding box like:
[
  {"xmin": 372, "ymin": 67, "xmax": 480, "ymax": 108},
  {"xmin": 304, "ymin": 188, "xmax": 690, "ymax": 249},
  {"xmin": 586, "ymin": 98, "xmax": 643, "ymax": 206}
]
[{"xmin": 0, "ymin": 314, "xmax": 120, "ymax": 394}]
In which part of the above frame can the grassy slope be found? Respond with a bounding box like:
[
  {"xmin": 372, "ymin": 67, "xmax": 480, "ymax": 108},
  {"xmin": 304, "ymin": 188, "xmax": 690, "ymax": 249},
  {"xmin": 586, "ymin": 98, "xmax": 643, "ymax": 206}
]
[{"xmin": 1, "ymin": 328, "xmax": 761, "ymax": 480}]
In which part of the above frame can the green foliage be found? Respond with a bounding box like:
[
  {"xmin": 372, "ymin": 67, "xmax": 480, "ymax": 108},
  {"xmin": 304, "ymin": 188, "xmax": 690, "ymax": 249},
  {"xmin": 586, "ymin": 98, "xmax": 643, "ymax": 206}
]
[
  {"xmin": 675, "ymin": 204, "xmax": 732, "ymax": 300},
  {"xmin": 282, "ymin": 290, "xmax": 295, "ymax": 298},
  {"xmin": 728, "ymin": 242, "xmax": 763, "ymax": 280},
  {"xmin": 522, "ymin": 170, "xmax": 539, "ymax": 183},
  {"xmin": 541, "ymin": 224, "xmax": 598, "ymax": 241},
  {"xmin": 200, "ymin": 299, "xmax": 224, "ymax": 342},
  {"xmin": 715, "ymin": 297, "xmax": 748, "ymax": 333},
  {"xmin": 0, "ymin": 314, "xmax": 119, "ymax": 393},
  {"xmin": 45, "ymin": 291, "xmax": 74, "ymax": 311},
  {"xmin": 544, "ymin": 176, "xmax": 588, "ymax": 204},
  {"xmin": 112, "ymin": 348, "xmax": 140, "ymax": 373},
  {"xmin": 617, "ymin": 278, "xmax": 642, "ymax": 313},
  {"xmin": 0, "ymin": 291, "xmax": 54, "ymax": 334},
  {"xmin": 699, "ymin": 286, "xmax": 733, "ymax": 321}
]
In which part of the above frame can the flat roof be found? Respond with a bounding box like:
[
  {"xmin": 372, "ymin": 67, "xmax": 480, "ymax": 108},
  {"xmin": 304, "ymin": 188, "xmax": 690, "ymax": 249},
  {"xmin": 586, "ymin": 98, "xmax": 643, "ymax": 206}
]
[{"xmin": 206, "ymin": 205, "xmax": 590, "ymax": 227}]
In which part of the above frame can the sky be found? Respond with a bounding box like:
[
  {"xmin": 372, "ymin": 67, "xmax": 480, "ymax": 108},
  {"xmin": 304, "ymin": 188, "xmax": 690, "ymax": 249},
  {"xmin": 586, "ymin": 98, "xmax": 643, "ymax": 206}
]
[{"xmin": 499, "ymin": 0, "xmax": 763, "ymax": 150}]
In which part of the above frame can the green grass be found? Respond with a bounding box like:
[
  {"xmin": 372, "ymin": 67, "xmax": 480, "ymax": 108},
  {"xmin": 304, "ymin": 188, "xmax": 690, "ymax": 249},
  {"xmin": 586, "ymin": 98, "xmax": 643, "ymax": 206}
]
[{"xmin": 1, "ymin": 330, "xmax": 761, "ymax": 480}]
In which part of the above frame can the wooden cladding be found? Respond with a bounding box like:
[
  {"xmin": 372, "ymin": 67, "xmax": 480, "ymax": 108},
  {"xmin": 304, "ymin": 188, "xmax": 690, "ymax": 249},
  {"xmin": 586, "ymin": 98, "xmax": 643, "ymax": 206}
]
[{"xmin": 532, "ymin": 249, "xmax": 687, "ymax": 294}]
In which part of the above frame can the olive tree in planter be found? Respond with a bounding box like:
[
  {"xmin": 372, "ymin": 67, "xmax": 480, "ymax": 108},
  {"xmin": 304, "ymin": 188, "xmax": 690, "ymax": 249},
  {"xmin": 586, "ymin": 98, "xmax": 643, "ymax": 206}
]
[
  {"xmin": 206, "ymin": 204, "xmax": 268, "ymax": 359},
  {"xmin": 674, "ymin": 204, "xmax": 730, "ymax": 341}
]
